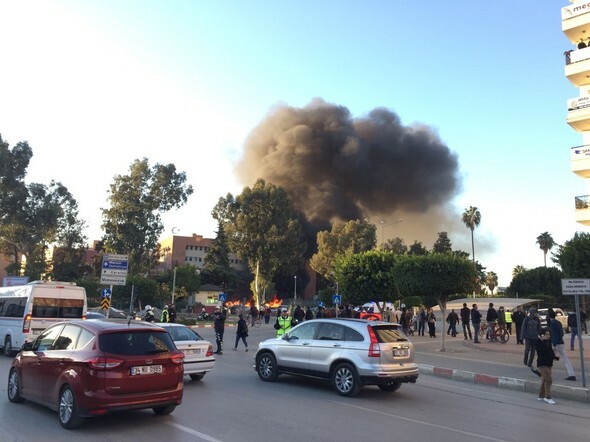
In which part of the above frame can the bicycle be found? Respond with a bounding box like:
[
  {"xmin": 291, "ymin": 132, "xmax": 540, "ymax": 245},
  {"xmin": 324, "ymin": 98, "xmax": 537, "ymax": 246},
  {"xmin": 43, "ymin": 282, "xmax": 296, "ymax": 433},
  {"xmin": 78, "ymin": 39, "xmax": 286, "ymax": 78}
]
[
  {"xmin": 247, "ymin": 315, "xmax": 261, "ymax": 328},
  {"xmin": 479, "ymin": 321, "xmax": 509, "ymax": 344}
]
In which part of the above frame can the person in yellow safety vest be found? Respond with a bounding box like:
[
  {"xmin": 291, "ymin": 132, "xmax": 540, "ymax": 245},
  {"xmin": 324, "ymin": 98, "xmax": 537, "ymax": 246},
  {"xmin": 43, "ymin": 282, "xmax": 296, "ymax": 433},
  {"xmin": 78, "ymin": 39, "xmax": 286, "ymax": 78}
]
[
  {"xmin": 505, "ymin": 307, "xmax": 513, "ymax": 334},
  {"xmin": 276, "ymin": 308, "xmax": 293, "ymax": 338},
  {"xmin": 161, "ymin": 305, "xmax": 170, "ymax": 323}
]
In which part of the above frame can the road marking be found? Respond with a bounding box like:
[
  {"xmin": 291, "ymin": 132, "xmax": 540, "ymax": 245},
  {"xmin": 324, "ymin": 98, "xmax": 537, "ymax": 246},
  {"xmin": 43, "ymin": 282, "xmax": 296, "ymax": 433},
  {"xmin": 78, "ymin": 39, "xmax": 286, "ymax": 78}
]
[
  {"xmin": 166, "ymin": 422, "xmax": 224, "ymax": 442},
  {"xmin": 331, "ymin": 401, "xmax": 509, "ymax": 442}
]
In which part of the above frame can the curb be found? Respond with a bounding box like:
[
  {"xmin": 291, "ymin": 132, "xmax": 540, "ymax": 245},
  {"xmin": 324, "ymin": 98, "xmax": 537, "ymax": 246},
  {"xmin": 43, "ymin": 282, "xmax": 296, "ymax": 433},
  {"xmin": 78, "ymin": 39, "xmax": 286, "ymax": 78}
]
[{"xmin": 418, "ymin": 364, "xmax": 590, "ymax": 403}]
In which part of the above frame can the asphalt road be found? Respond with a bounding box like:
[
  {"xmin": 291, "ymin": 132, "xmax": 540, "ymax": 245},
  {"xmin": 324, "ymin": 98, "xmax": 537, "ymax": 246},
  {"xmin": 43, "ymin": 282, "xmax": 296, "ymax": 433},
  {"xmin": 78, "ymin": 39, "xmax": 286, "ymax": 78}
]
[{"xmin": 0, "ymin": 323, "xmax": 587, "ymax": 442}]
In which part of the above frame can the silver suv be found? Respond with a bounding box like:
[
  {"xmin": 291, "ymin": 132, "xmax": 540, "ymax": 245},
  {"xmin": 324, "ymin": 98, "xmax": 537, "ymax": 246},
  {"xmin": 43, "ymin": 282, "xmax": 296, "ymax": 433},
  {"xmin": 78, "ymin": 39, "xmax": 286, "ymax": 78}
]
[{"xmin": 254, "ymin": 318, "xmax": 418, "ymax": 396}]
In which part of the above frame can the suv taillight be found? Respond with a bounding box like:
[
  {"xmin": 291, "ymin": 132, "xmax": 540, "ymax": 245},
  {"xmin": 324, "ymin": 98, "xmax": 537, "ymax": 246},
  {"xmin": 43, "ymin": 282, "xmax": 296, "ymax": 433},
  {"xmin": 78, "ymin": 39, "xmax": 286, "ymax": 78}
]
[
  {"xmin": 85, "ymin": 356, "xmax": 124, "ymax": 370},
  {"xmin": 171, "ymin": 352, "xmax": 184, "ymax": 365},
  {"xmin": 22, "ymin": 314, "xmax": 32, "ymax": 333},
  {"xmin": 367, "ymin": 325, "xmax": 380, "ymax": 357}
]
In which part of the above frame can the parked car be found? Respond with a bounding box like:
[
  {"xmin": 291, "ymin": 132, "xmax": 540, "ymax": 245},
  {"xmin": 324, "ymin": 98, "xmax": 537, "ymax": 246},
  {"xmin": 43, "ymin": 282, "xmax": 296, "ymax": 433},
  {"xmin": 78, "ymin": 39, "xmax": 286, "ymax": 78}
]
[
  {"xmin": 7, "ymin": 319, "xmax": 184, "ymax": 429},
  {"xmin": 254, "ymin": 318, "xmax": 418, "ymax": 397},
  {"xmin": 537, "ymin": 308, "xmax": 570, "ymax": 332},
  {"xmin": 158, "ymin": 323, "xmax": 215, "ymax": 381},
  {"xmin": 85, "ymin": 311, "xmax": 106, "ymax": 319}
]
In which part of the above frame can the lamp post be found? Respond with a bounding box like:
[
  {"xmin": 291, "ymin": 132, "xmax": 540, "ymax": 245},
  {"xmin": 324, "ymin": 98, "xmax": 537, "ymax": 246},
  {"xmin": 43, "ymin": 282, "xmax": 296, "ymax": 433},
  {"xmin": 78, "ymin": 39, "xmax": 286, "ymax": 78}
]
[
  {"xmin": 379, "ymin": 219, "xmax": 404, "ymax": 246},
  {"xmin": 294, "ymin": 275, "xmax": 297, "ymax": 303}
]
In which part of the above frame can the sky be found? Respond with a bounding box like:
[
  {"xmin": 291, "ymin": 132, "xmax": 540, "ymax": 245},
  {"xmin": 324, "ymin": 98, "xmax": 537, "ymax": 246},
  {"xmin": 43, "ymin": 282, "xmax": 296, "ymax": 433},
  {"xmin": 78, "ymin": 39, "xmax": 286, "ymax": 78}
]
[{"xmin": 0, "ymin": 0, "xmax": 585, "ymax": 287}]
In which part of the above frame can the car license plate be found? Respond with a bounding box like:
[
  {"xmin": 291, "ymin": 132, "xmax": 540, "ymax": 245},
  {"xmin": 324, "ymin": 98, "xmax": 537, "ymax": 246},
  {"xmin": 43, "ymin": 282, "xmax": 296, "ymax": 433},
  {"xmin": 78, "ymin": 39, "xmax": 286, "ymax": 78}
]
[
  {"xmin": 184, "ymin": 349, "xmax": 201, "ymax": 355},
  {"xmin": 393, "ymin": 348, "xmax": 409, "ymax": 357},
  {"xmin": 131, "ymin": 365, "xmax": 163, "ymax": 375}
]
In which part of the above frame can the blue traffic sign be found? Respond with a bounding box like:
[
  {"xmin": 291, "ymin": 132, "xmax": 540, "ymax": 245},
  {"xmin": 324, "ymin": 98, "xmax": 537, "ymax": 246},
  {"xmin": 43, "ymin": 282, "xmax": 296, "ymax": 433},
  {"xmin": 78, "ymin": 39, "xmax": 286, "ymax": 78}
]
[
  {"xmin": 218, "ymin": 293, "xmax": 227, "ymax": 302},
  {"xmin": 102, "ymin": 260, "xmax": 128, "ymax": 270},
  {"xmin": 101, "ymin": 288, "xmax": 112, "ymax": 298},
  {"xmin": 332, "ymin": 294, "xmax": 341, "ymax": 305}
]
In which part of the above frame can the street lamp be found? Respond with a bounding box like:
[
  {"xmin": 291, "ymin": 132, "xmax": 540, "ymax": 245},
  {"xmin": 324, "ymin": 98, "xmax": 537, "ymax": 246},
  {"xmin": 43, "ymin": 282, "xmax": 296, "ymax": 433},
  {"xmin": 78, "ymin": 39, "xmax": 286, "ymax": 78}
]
[
  {"xmin": 171, "ymin": 267, "xmax": 177, "ymax": 304},
  {"xmin": 380, "ymin": 219, "xmax": 403, "ymax": 246},
  {"xmin": 294, "ymin": 275, "xmax": 297, "ymax": 303}
]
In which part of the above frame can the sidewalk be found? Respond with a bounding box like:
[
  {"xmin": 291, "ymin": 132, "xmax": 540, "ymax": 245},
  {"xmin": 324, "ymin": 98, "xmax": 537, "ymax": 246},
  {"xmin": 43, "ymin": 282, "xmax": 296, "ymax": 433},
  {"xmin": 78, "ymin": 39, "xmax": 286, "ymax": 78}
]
[{"xmin": 412, "ymin": 330, "xmax": 590, "ymax": 403}]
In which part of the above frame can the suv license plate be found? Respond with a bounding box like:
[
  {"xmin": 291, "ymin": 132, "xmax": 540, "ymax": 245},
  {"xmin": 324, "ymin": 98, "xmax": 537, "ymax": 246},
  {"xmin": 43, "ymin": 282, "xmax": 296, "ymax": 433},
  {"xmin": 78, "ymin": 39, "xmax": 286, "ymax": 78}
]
[
  {"xmin": 393, "ymin": 348, "xmax": 409, "ymax": 357},
  {"xmin": 131, "ymin": 365, "xmax": 163, "ymax": 375}
]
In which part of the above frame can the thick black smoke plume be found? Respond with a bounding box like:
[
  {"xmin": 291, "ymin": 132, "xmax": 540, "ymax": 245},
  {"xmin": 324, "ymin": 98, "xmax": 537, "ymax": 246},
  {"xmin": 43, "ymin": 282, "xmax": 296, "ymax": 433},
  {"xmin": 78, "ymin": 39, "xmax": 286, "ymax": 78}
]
[{"xmin": 236, "ymin": 98, "xmax": 461, "ymax": 230}]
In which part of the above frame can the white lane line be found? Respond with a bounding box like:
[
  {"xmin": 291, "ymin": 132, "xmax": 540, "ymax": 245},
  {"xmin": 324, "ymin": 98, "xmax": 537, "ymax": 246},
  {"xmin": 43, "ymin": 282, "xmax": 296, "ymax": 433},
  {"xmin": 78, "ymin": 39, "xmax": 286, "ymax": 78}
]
[
  {"xmin": 330, "ymin": 401, "xmax": 509, "ymax": 442},
  {"xmin": 166, "ymin": 422, "xmax": 224, "ymax": 442}
]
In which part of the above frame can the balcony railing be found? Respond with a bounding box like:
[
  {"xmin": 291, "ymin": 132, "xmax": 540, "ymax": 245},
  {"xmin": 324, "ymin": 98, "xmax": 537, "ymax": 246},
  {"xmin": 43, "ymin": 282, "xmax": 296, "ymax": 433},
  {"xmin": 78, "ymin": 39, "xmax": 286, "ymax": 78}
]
[
  {"xmin": 565, "ymin": 45, "xmax": 590, "ymax": 65},
  {"xmin": 575, "ymin": 195, "xmax": 589, "ymax": 210}
]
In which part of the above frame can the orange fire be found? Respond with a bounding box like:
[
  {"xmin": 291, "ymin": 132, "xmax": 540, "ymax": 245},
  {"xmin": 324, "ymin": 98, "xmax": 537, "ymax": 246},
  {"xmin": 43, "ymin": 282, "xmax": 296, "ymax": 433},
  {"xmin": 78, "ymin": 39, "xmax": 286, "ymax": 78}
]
[
  {"xmin": 267, "ymin": 296, "xmax": 282, "ymax": 308},
  {"xmin": 223, "ymin": 300, "xmax": 242, "ymax": 307}
]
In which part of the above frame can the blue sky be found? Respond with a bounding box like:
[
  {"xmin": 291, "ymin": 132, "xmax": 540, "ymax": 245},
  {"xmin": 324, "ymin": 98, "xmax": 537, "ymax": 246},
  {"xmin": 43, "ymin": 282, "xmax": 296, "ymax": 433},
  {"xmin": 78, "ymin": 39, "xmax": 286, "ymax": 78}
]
[{"xmin": 0, "ymin": 1, "xmax": 584, "ymax": 287}]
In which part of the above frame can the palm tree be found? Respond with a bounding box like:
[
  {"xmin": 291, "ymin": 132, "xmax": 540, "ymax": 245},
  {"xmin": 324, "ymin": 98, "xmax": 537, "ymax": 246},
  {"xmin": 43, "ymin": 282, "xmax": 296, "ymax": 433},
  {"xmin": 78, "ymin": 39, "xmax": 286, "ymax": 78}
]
[
  {"xmin": 512, "ymin": 265, "xmax": 526, "ymax": 278},
  {"xmin": 462, "ymin": 206, "xmax": 481, "ymax": 264},
  {"xmin": 536, "ymin": 232, "xmax": 556, "ymax": 267},
  {"xmin": 485, "ymin": 271, "xmax": 498, "ymax": 296}
]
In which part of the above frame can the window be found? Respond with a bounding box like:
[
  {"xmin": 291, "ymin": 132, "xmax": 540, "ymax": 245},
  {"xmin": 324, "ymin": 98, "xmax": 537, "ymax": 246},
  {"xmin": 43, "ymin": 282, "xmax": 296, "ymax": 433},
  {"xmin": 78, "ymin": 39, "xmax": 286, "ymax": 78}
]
[
  {"xmin": 2, "ymin": 297, "xmax": 27, "ymax": 317},
  {"xmin": 289, "ymin": 322, "xmax": 319, "ymax": 340},
  {"xmin": 34, "ymin": 325, "xmax": 63, "ymax": 352},
  {"xmin": 317, "ymin": 323, "xmax": 344, "ymax": 340},
  {"xmin": 77, "ymin": 328, "xmax": 95, "ymax": 349},
  {"xmin": 99, "ymin": 331, "xmax": 176, "ymax": 356},
  {"xmin": 54, "ymin": 324, "xmax": 82, "ymax": 350},
  {"xmin": 343, "ymin": 326, "xmax": 364, "ymax": 342},
  {"xmin": 371, "ymin": 325, "xmax": 408, "ymax": 343}
]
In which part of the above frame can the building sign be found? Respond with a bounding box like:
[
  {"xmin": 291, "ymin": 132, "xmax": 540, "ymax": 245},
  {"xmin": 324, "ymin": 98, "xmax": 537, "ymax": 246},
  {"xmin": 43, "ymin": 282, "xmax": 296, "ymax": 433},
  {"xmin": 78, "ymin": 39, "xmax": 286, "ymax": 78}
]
[
  {"xmin": 2, "ymin": 276, "xmax": 29, "ymax": 287},
  {"xmin": 568, "ymin": 95, "xmax": 590, "ymax": 111},
  {"xmin": 571, "ymin": 145, "xmax": 590, "ymax": 160},
  {"xmin": 562, "ymin": 2, "xmax": 590, "ymax": 20}
]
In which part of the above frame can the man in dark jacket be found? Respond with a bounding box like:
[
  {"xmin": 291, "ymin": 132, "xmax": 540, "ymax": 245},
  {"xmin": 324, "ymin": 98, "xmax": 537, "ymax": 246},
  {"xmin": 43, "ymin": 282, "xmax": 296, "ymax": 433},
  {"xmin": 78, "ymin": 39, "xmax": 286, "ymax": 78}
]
[
  {"xmin": 485, "ymin": 303, "xmax": 498, "ymax": 340},
  {"xmin": 460, "ymin": 303, "xmax": 472, "ymax": 340},
  {"xmin": 213, "ymin": 305, "xmax": 227, "ymax": 355},
  {"xmin": 512, "ymin": 305, "xmax": 526, "ymax": 345},
  {"xmin": 446, "ymin": 309, "xmax": 459, "ymax": 337},
  {"xmin": 471, "ymin": 304, "xmax": 482, "ymax": 344},
  {"xmin": 293, "ymin": 305, "xmax": 305, "ymax": 325},
  {"xmin": 522, "ymin": 307, "xmax": 541, "ymax": 367}
]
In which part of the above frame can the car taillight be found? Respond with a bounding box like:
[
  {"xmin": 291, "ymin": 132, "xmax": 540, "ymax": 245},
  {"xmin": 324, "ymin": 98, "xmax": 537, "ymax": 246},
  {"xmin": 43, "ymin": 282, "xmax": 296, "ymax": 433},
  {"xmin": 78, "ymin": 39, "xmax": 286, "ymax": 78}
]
[
  {"xmin": 22, "ymin": 314, "xmax": 31, "ymax": 333},
  {"xmin": 85, "ymin": 356, "xmax": 124, "ymax": 370},
  {"xmin": 206, "ymin": 344, "xmax": 213, "ymax": 357},
  {"xmin": 171, "ymin": 353, "xmax": 184, "ymax": 365},
  {"xmin": 367, "ymin": 325, "xmax": 380, "ymax": 357}
]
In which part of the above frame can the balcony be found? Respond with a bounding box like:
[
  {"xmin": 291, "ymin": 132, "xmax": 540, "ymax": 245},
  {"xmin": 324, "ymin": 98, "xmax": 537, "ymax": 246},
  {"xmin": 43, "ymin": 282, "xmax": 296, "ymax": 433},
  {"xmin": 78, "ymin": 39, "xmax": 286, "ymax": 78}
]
[
  {"xmin": 567, "ymin": 95, "xmax": 590, "ymax": 131},
  {"xmin": 575, "ymin": 195, "xmax": 590, "ymax": 225},
  {"xmin": 562, "ymin": 3, "xmax": 590, "ymax": 43},
  {"xmin": 565, "ymin": 47, "xmax": 590, "ymax": 86}
]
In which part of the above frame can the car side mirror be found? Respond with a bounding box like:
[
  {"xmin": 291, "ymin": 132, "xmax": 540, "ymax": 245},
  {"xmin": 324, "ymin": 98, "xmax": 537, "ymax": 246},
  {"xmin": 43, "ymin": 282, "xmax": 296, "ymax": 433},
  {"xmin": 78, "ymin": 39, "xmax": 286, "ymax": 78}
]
[
  {"xmin": 282, "ymin": 334, "xmax": 290, "ymax": 341},
  {"xmin": 22, "ymin": 342, "xmax": 34, "ymax": 351}
]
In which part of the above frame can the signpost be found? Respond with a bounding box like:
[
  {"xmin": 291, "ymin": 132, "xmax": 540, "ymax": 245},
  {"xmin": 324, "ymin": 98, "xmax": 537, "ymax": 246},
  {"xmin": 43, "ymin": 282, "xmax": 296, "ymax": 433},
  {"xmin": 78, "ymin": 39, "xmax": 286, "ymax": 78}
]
[
  {"xmin": 101, "ymin": 288, "xmax": 111, "ymax": 311},
  {"xmin": 100, "ymin": 254, "xmax": 128, "ymax": 319},
  {"xmin": 561, "ymin": 279, "xmax": 588, "ymax": 387},
  {"xmin": 332, "ymin": 294, "xmax": 341, "ymax": 318}
]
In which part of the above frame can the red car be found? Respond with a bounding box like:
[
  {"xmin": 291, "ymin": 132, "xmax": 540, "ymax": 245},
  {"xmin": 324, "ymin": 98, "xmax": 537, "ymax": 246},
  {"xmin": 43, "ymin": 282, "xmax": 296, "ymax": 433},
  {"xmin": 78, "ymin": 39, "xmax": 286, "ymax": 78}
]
[{"xmin": 7, "ymin": 319, "xmax": 184, "ymax": 429}]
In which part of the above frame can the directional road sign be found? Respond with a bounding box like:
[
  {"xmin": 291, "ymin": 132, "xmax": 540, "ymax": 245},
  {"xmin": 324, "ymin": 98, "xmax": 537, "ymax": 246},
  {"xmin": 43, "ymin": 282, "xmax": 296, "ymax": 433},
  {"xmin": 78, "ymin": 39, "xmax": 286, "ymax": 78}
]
[
  {"xmin": 101, "ymin": 288, "xmax": 111, "ymax": 298},
  {"xmin": 101, "ymin": 254, "xmax": 128, "ymax": 286},
  {"xmin": 561, "ymin": 279, "xmax": 590, "ymax": 295}
]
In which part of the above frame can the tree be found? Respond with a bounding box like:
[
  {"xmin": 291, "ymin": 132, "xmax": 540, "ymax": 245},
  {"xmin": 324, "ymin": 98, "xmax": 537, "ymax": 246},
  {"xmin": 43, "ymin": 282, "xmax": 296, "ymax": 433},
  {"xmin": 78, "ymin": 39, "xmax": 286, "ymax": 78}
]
[
  {"xmin": 382, "ymin": 237, "xmax": 407, "ymax": 254},
  {"xmin": 432, "ymin": 231, "xmax": 453, "ymax": 254},
  {"xmin": 101, "ymin": 158, "xmax": 193, "ymax": 275},
  {"xmin": 217, "ymin": 179, "xmax": 306, "ymax": 304},
  {"xmin": 484, "ymin": 271, "xmax": 498, "ymax": 295},
  {"xmin": 512, "ymin": 265, "xmax": 526, "ymax": 278},
  {"xmin": 157, "ymin": 264, "xmax": 201, "ymax": 305},
  {"xmin": 310, "ymin": 219, "xmax": 376, "ymax": 279},
  {"xmin": 462, "ymin": 206, "xmax": 481, "ymax": 264},
  {"xmin": 333, "ymin": 250, "xmax": 398, "ymax": 309},
  {"xmin": 200, "ymin": 222, "xmax": 238, "ymax": 288},
  {"xmin": 392, "ymin": 254, "xmax": 476, "ymax": 352},
  {"xmin": 408, "ymin": 240, "xmax": 428, "ymax": 256},
  {"xmin": 507, "ymin": 266, "xmax": 563, "ymax": 302},
  {"xmin": 553, "ymin": 232, "xmax": 590, "ymax": 312},
  {"xmin": 536, "ymin": 232, "xmax": 556, "ymax": 267}
]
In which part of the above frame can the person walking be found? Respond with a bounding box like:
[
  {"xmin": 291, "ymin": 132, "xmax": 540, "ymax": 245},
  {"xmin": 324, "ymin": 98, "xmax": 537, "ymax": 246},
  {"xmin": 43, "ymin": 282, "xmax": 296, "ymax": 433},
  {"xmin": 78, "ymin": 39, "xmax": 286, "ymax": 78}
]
[
  {"xmin": 548, "ymin": 309, "xmax": 576, "ymax": 381},
  {"xmin": 213, "ymin": 305, "xmax": 227, "ymax": 355},
  {"xmin": 169, "ymin": 304, "xmax": 177, "ymax": 323},
  {"xmin": 160, "ymin": 305, "xmax": 170, "ymax": 323},
  {"xmin": 460, "ymin": 303, "xmax": 472, "ymax": 340},
  {"xmin": 427, "ymin": 308, "xmax": 436, "ymax": 338},
  {"xmin": 418, "ymin": 307, "xmax": 427, "ymax": 337},
  {"xmin": 485, "ymin": 303, "xmax": 498, "ymax": 340},
  {"xmin": 234, "ymin": 314, "xmax": 249, "ymax": 352},
  {"xmin": 497, "ymin": 306, "xmax": 506, "ymax": 331},
  {"xmin": 522, "ymin": 307, "xmax": 541, "ymax": 367},
  {"xmin": 400, "ymin": 307, "xmax": 411, "ymax": 335},
  {"xmin": 512, "ymin": 305, "xmax": 526, "ymax": 345},
  {"xmin": 446, "ymin": 309, "xmax": 459, "ymax": 337},
  {"xmin": 264, "ymin": 306, "xmax": 271, "ymax": 324},
  {"xmin": 568, "ymin": 311, "xmax": 579, "ymax": 351},
  {"xmin": 534, "ymin": 328, "xmax": 559, "ymax": 404},
  {"xmin": 275, "ymin": 308, "xmax": 293, "ymax": 338},
  {"xmin": 471, "ymin": 304, "xmax": 482, "ymax": 344},
  {"xmin": 305, "ymin": 306, "xmax": 314, "ymax": 321}
]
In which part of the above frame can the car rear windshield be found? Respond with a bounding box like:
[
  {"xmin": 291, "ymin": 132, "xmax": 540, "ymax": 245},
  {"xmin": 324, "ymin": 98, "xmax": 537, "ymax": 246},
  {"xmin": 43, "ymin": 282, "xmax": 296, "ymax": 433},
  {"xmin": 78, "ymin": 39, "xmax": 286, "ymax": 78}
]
[
  {"xmin": 99, "ymin": 331, "xmax": 176, "ymax": 356},
  {"xmin": 371, "ymin": 325, "xmax": 409, "ymax": 343}
]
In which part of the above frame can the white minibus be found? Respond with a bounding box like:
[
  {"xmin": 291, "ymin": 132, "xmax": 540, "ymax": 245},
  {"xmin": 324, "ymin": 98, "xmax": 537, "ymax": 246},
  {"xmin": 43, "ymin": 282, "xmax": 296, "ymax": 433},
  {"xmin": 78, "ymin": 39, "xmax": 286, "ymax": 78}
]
[{"xmin": 0, "ymin": 281, "xmax": 88, "ymax": 355}]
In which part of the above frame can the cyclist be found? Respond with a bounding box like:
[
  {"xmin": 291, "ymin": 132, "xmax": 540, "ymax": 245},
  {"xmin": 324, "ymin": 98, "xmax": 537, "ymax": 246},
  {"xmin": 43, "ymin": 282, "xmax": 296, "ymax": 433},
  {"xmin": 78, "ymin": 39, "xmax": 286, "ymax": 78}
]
[{"xmin": 485, "ymin": 303, "xmax": 498, "ymax": 340}]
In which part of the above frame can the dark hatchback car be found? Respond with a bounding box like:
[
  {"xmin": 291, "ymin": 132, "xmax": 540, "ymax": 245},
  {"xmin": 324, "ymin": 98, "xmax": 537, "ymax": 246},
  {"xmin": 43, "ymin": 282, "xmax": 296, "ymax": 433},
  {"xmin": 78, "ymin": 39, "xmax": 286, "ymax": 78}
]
[{"xmin": 7, "ymin": 319, "xmax": 184, "ymax": 429}]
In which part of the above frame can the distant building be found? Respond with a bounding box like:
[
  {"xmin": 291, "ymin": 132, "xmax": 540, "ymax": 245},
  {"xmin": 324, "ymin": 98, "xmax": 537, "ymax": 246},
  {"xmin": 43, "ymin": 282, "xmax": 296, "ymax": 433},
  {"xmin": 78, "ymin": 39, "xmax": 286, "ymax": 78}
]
[{"xmin": 157, "ymin": 234, "xmax": 247, "ymax": 273}]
